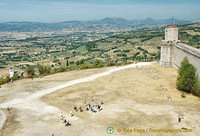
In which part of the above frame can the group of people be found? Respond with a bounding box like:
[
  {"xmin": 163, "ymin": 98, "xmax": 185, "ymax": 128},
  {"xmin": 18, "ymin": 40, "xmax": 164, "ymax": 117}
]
[
  {"xmin": 60, "ymin": 112, "xmax": 70, "ymax": 127},
  {"xmin": 59, "ymin": 97, "xmax": 104, "ymax": 127},
  {"xmin": 73, "ymin": 97, "xmax": 104, "ymax": 113}
]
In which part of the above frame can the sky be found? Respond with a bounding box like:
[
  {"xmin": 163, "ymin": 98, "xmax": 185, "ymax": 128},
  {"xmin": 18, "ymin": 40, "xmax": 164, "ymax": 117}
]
[{"xmin": 0, "ymin": 0, "xmax": 200, "ymax": 23}]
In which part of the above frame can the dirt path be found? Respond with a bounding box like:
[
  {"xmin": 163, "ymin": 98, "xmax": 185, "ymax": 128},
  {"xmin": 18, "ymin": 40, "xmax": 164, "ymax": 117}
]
[
  {"xmin": 0, "ymin": 62, "xmax": 155, "ymax": 136},
  {"xmin": 0, "ymin": 110, "xmax": 6, "ymax": 129}
]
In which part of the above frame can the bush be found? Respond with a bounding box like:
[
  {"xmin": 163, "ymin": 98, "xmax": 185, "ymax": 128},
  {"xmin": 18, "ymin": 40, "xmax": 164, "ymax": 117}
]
[
  {"xmin": 38, "ymin": 65, "xmax": 51, "ymax": 75},
  {"xmin": 107, "ymin": 62, "xmax": 117, "ymax": 66},
  {"xmin": 26, "ymin": 66, "xmax": 35, "ymax": 78},
  {"xmin": 181, "ymin": 93, "xmax": 186, "ymax": 98},
  {"xmin": 54, "ymin": 66, "xmax": 67, "ymax": 73},
  {"xmin": 0, "ymin": 78, "xmax": 7, "ymax": 85},
  {"xmin": 0, "ymin": 75, "xmax": 11, "ymax": 85},
  {"xmin": 79, "ymin": 63, "xmax": 90, "ymax": 69},
  {"xmin": 117, "ymin": 53, "xmax": 127, "ymax": 57},
  {"xmin": 123, "ymin": 49, "xmax": 130, "ymax": 53},
  {"xmin": 176, "ymin": 57, "xmax": 199, "ymax": 94},
  {"xmin": 11, "ymin": 72, "xmax": 20, "ymax": 80},
  {"xmin": 113, "ymin": 50, "xmax": 121, "ymax": 53},
  {"xmin": 92, "ymin": 60, "xmax": 104, "ymax": 68}
]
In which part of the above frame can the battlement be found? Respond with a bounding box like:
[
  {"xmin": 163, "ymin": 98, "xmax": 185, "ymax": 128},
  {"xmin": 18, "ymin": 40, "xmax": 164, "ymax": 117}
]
[{"xmin": 166, "ymin": 24, "xmax": 178, "ymax": 28}]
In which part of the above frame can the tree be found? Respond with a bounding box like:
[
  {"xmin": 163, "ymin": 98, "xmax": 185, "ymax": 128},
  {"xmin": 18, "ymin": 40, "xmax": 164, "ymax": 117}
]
[
  {"xmin": 76, "ymin": 60, "xmax": 80, "ymax": 65},
  {"xmin": 176, "ymin": 57, "xmax": 199, "ymax": 94},
  {"xmin": 66, "ymin": 60, "xmax": 69, "ymax": 67}
]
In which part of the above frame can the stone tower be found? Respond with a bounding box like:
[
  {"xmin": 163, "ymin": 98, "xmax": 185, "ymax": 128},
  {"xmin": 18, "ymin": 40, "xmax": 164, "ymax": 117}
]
[
  {"xmin": 165, "ymin": 25, "xmax": 178, "ymax": 42},
  {"xmin": 160, "ymin": 25, "xmax": 178, "ymax": 67}
]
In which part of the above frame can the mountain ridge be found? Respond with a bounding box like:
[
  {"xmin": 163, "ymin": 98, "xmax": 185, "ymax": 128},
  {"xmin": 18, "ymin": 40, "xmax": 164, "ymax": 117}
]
[{"xmin": 0, "ymin": 17, "xmax": 191, "ymax": 32}]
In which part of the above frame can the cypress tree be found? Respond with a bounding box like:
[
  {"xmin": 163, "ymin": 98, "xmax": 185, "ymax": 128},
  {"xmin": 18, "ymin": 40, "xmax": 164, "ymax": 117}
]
[{"xmin": 176, "ymin": 57, "xmax": 199, "ymax": 94}]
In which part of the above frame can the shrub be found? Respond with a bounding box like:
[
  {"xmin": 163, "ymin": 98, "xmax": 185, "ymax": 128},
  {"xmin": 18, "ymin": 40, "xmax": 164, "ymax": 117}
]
[
  {"xmin": 54, "ymin": 66, "xmax": 66, "ymax": 73},
  {"xmin": 92, "ymin": 60, "xmax": 104, "ymax": 68},
  {"xmin": 113, "ymin": 50, "xmax": 121, "ymax": 53},
  {"xmin": 0, "ymin": 78, "xmax": 7, "ymax": 85},
  {"xmin": 26, "ymin": 66, "xmax": 35, "ymax": 78},
  {"xmin": 65, "ymin": 57, "xmax": 70, "ymax": 60},
  {"xmin": 176, "ymin": 57, "xmax": 199, "ymax": 94},
  {"xmin": 69, "ymin": 61, "xmax": 75, "ymax": 65},
  {"xmin": 79, "ymin": 63, "xmax": 89, "ymax": 69},
  {"xmin": 38, "ymin": 65, "xmax": 51, "ymax": 75},
  {"xmin": 11, "ymin": 72, "xmax": 20, "ymax": 80},
  {"xmin": 117, "ymin": 53, "xmax": 127, "ymax": 57},
  {"xmin": 181, "ymin": 93, "xmax": 186, "ymax": 98},
  {"xmin": 107, "ymin": 62, "xmax": 117, "ymax": 66},
  {"xmin": 123, "ymin": 49, "xmax": 130, "ymax": 53}
]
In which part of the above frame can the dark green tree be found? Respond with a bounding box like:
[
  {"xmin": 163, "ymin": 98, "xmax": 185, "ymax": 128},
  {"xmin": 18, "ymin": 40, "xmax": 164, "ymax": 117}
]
[
  {"xmin": 66, "ymin": 60, "xmax": 69, "ymax": 67},
  {"xmin": 176, "ymin": 57, "xmax": 199, "ymax": 94}
]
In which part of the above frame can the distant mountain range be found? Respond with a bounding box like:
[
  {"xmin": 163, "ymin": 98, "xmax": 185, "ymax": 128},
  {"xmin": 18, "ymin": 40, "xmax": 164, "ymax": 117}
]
[{"xmin": 0, "ymin": 17, "xmax": 191, "ymax": 32}]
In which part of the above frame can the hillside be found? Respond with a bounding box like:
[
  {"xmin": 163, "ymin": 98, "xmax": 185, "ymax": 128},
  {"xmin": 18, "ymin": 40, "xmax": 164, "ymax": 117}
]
[
  {"xmin": 0, "ymin": 27, "xmax": 163, "ymax": 75},
  {"xmin": 179, "ymin": 22, "xmax": 200, "ymax": 48},
  {"xmin": 0, "ymin": 22, "xmax": 199, "ymax": 76}
]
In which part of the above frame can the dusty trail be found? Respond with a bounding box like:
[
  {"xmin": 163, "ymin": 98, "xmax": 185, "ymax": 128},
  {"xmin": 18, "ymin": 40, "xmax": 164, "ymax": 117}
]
[
  {"xmin": 0, "ymin": 62, "xmax": 155, "ymax": 136},
  {"xmin": 0, "ymin": 110, "xmax": 6, "ymax": 129}
]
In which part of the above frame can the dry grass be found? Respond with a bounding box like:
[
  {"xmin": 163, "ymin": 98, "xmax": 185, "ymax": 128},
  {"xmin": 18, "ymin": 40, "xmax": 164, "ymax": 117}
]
[
  {"xmin": 41, "ymin": 63, "xmax": 200, "ymax": 136},
  {"xmin": 1, "ymin": 63, "xmax": 200, "ymax": 136}
]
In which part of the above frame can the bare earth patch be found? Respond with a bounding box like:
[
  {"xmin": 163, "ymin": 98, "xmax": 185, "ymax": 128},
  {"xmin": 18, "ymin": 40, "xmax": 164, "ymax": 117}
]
[{"xmin": 0, "ymin": 63, "xmax": 200, "ymax": 136}]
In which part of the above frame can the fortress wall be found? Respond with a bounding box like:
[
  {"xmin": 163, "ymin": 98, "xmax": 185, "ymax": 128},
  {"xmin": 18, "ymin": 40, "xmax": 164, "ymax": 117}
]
[
  {"xmin": 160, "ymin": 42, "xmax": 174, "ymax": 67},
  {"xmin": 173, "ymin": 43, "xmax": 200, "ymax": 78}
]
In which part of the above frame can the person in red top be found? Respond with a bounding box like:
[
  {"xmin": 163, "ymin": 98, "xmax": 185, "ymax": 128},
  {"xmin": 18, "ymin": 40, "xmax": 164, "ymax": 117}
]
[{"xmin": 79, "ymin": 106, "xmax": 82, "ymax": 112}]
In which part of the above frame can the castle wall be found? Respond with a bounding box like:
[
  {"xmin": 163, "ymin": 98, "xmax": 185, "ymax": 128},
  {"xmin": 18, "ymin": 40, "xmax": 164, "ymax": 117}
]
[
  {"xmin": 160, "ymin": 25, "xmax": 200, "ymax": 78},
  {"xmin": 160, "ymin": 42, "xmax": 174, "ymax": 67},
  {"xmin": 173, "ymin": 43, "xmax": 200, "ymax": 78}
]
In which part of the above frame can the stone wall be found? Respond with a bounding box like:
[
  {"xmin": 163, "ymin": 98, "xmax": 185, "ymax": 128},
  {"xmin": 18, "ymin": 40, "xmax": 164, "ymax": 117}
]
[
  {"xmin": 160, "ymin": 25, "xmax": 200, "ymax": 78},
  {"xmin": 173, "ymin": 43, "xmax": 200, "ymax": 78}
]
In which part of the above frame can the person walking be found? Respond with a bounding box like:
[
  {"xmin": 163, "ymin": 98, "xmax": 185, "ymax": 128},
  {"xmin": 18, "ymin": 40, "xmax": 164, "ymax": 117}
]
[
  {"xmin": 66, "ymin": 120, "xmax": 70, "ymax": 126},
  {"xmin": 70, "ymin": 110, "xmax": 73, "ymax": 117},
  {"xmin": 101, "ymin": 98, "xmax": 104, "ymax": 105},
  {"xmin": 74, "ymin": 105, "xmax": 77, "ymax": 112}
]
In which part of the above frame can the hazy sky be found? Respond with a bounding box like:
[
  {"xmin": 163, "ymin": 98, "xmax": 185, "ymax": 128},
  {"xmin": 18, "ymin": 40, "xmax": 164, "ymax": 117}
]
[{"xmin": 0, "ymin": 0, "xmax": 200, "ymax": 22}]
